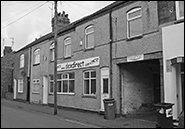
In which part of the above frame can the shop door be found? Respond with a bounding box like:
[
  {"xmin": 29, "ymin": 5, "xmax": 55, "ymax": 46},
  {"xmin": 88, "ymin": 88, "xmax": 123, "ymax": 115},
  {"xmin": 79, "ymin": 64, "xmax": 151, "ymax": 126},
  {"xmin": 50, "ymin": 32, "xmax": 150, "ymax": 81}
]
[{"xmin": 100, "ymin": 67, "xmax": 110, "ymax": 111}]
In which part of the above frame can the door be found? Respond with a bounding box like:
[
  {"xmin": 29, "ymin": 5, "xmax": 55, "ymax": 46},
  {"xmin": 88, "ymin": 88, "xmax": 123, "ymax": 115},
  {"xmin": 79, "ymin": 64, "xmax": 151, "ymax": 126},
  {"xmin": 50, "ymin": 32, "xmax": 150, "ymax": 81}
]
[
  {"xmin": 100, "ymin": 67, "xmax": 110, "ymax": 111},
  {"xmin": 27, "ymin": 77, "xmax": 30, "ymax": 102},
  {"xmin": 13, "ymin": 79, "xmax": 17, "ymax": 99},
  {"xmin": 43, "ymin": 76, "xmax": 48, "ymax": 104}
]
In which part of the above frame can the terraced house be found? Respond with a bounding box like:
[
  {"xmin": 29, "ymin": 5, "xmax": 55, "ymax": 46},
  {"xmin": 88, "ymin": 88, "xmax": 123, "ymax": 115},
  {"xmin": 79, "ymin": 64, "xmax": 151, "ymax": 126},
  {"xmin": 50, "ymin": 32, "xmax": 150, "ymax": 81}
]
[{"xmin": 12, "ymin": 1, "xmax": 184, "ymax": 120}]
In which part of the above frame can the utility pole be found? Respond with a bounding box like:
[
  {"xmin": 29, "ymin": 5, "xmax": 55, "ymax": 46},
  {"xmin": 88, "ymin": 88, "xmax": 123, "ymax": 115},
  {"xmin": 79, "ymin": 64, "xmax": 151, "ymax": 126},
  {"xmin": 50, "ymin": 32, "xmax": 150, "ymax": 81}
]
[
  {"xmin": 54, "ymin": 0, "xmax": 58, "ymax": 115},
  {"xmin": 109, "ymin": 8, "xmax": 113, "ymax": 98}
]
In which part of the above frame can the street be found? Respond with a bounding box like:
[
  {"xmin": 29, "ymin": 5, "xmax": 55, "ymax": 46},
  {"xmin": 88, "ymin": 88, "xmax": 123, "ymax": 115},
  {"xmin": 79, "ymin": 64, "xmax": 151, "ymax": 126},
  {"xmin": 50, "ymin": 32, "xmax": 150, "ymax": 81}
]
[{"xmin": 1, "ymin": 105, "xmax": 99, "ymax": 128}]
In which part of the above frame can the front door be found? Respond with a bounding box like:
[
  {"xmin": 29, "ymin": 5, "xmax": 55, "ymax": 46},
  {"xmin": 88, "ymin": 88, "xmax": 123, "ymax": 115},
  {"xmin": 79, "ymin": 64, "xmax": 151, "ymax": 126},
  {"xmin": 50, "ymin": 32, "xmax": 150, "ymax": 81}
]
[
  {"xmin": 13, "ymin": 79, "xmax": 17, "ymax": 99},
  {"xmin": 43, "ymin": 76, "xmax": 48, "ymax": 104},
  {"xmin": 100, "ymin": 67, "xmax": 110, "ymax": 111}
]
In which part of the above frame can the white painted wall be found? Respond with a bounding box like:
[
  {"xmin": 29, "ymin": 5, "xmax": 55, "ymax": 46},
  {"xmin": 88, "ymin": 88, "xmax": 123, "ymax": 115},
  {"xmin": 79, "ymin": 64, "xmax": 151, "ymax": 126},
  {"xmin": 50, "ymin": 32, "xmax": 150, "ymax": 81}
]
[{"xmin": 162, "ymin": 22, "xmax": 184, "ymax": 119}]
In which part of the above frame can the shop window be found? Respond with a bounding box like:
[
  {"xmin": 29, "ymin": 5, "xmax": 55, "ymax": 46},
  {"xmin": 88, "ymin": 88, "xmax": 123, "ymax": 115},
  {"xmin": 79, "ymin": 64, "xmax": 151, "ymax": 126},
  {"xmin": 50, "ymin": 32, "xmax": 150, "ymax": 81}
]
[
  {"xmin": 56, "ymin": 73, "xmax": 75, "ymax": 94},
  {"xmin": 127, "ymin": 7, "xmax": 142, "ymax": 39},
  {"xmin": 34, "ymin": 48, "xmax": 40, "ymax": 65},
  {"xmin": 85, "ymin": 25, "xmax": 94, "ymax": 49},
  {"xmin": 176, "ymin": 1, "xmax": 184, "ymax": 20},
  {"xmin": 20, "ymin": 54, "xmax": 24, "ymax": 68},
  {"xmin": 83, "ymin": 70, "xmax": 96, "ymax": 95},
  {"xmin": 50, "ymin": 43, "xmax": 55, "ymax": 61},
  {"xmin": 64, "ymin": 37, "xmax": 71, "ymax": 58},
  {"xmin": 18, "ymin": 79, "xmax": 23, "ymax": 93}
]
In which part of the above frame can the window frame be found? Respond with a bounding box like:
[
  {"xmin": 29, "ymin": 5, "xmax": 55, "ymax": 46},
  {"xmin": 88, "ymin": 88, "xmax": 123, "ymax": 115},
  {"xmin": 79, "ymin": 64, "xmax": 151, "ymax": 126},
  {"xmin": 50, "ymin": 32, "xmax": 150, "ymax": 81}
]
[
  {"xmin": 20, "ymin": 54, "xmax": 25, "ymax": 68},
  {"xmin": 57, "ymin": 73, "xmax": 75, "ymax": 94},
  {"xmin": 83, "ymin": 70, "xmax": 96, "ymax": 96},
  {"xmin": 33, "ymin": 48, "xmax": 40, "ymax": 65},
  {"xmin": 50, "ymin": 43, "xmax": 55, "ymax": 61},
  {"xmin": 175, "ymin": 1, "xmax": 184, "ymax": 20},
  {"xmin": 49, "ymin": 75, "xmax": 54, "ymax": 94},
  {"xmin": 127, "ymin": 7, "xmax": 142, "ymax": 39},
  {"xmin": 64, "ymin": 37, "xmax": 72, "ymax": 58},
  {"xmin": 85, "ymin": 25, "xmax": 94, "ymax": 49},
  {"xmin": 18, "ymin": 79, "xmax": 23, "ymax": 93}
]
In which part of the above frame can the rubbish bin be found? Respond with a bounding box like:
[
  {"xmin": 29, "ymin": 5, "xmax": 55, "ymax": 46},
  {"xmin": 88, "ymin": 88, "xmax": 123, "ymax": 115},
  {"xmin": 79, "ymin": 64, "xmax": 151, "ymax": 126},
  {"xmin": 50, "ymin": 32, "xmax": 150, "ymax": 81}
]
[
  {"xmin": 103, "ymin": 98, "xmax": 116, "ymax": 120},
  {"xmin": 154, "ymin": 103, "xmax": 174, "ymax": 128}
]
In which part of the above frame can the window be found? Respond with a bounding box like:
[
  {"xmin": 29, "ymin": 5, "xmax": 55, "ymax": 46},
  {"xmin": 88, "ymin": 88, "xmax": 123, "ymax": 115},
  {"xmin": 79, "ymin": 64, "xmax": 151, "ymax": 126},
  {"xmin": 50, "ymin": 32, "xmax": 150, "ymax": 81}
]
[
  {"xmin": 20, "ymin": 54, "xmax": 24, "ymax": 68},
  {"xmin": 34, "ymin": 49, "xmax": 40, "ymax": 64},
  {"xmin": 83, "ymin": 70, "xmax": 96, "ymax": 95},
  {"xmin": 33, "ymin": 79, "xmax": 40, "ymax": 93},
  {"xmin": 57, "ymin": 73, "xmax": 75, "ymax": 93},
  {"xmin": 85, "ymin": 25, "xmax": 94, "ymax": 49},
  {"xmin": 49, "ymin": 75, "xmax": 54, "ymax": 93},
  {"xmin": 50, "ymin": 43, "xmax": 55, "ymax": 61},
  {"xmin": 176, "ymin": 1, "xmax": 184, "ymax": 20},
  {"xmin": 18, "ymin": 79, "xmax": 23, "ymax": 93},
  {"xmin": 64, "ymin": 37, "xmax": 71, "ymax": 58},
  {"xmin": 127, "ymin": 7, "xmax": 142, "ymax": 39}
]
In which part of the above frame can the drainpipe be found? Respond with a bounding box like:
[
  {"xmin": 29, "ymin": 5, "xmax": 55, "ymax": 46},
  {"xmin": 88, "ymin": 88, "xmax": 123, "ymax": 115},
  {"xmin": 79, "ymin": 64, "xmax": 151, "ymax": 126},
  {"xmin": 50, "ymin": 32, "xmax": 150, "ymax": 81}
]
[{"xmin": 109, "ymin": 8, "xmax": 113, "ymax": 98}]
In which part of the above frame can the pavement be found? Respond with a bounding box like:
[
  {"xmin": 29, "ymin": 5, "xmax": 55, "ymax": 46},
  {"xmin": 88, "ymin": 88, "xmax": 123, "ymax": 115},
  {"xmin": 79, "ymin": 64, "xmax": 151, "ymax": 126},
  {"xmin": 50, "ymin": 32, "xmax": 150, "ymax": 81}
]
[{"xmin": 1, "ymin": 98, "xmax": 158, "ymax": 128}]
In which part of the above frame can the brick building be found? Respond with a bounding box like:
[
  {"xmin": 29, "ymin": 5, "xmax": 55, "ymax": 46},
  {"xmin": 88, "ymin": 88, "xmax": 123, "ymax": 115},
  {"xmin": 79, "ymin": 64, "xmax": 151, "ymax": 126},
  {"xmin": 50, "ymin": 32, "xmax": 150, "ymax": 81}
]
[{"xmin": 12, "ymin": 1, "xmax": 184, "ymax": 119}]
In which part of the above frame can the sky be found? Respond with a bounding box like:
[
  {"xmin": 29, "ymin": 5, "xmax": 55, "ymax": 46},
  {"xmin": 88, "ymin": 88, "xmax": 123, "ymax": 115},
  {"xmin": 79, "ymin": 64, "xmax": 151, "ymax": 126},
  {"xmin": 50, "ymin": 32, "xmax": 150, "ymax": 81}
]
[{"xmin": 1, "ymin": 1, "xmax": 114, "ymax": 57}]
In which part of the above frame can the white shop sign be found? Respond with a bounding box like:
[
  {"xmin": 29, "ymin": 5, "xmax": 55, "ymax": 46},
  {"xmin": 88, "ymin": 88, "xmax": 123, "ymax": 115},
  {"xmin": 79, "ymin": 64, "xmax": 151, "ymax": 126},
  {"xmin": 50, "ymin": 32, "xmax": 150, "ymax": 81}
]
[{"xmin": 57, "ymin": 57, "xmax": 100, "ymax": 71}]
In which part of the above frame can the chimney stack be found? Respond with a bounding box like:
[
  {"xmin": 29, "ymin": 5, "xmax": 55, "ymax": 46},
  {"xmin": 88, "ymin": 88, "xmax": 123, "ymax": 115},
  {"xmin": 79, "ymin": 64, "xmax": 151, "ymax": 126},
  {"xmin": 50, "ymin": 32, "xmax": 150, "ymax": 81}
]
[
  {"xmin": 51, "ymin": 11, "xmax": 70, "ymax": 32},
  {"xmin": 3, "ymin": 46, "xmax": 12, "ymax": 56}
]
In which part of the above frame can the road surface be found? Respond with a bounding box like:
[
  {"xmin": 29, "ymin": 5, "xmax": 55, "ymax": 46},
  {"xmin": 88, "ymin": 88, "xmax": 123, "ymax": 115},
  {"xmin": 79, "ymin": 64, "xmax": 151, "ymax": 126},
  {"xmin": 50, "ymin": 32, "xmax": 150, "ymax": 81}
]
[{"xmin": 1, "ymin": 105, "xmax": 99, "ymax": 128}]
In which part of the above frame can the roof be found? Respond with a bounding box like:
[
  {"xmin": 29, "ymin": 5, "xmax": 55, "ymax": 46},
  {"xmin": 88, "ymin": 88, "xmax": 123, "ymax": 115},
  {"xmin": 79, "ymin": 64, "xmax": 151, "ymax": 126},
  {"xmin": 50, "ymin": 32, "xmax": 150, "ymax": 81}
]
[{"xmin": 15, "ymin": 1, "xmax": 130, "ymax": 53}]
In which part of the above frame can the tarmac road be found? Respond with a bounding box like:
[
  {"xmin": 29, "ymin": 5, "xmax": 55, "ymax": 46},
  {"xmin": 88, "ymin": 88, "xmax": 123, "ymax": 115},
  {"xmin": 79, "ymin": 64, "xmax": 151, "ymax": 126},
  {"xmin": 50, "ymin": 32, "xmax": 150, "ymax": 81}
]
[{"xmin": 1, "ymin": 105, "xmax": 99, "ymax": 128}]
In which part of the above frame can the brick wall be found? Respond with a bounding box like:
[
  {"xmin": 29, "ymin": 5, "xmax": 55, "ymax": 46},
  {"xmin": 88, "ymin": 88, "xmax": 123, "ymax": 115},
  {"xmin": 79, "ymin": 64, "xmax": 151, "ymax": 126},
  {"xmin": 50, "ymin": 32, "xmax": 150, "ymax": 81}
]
[{"xmin": 1, "ymin": 52, "xmax": 15, "ymax": 98}]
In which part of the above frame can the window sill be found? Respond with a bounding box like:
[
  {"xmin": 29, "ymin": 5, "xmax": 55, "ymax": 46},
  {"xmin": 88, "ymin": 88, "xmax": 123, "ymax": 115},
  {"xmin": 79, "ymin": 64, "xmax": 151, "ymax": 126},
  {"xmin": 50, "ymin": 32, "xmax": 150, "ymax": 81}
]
[
  {"xmin": 32, "ymin": 92, "xmax": 40, "ymax": 94},
  {"xmin": 82, "ymin": 94, "xmax": 97, "ymax": 99},
  {"xmin": 64, "ymin": 56, "xmax": 72, "ymax": 60},
  {"xmin": 175, "ymin": 18, "xmax": 184, "ymax": 24},
  {"xmin": 84, "ymin": 47, "xmax": 94, "ymax": 52},
  {"xmin": 126, "ymin": 35, "xmax": 143, "ymax": 41},
  {"xmin": 57, "ymin": 93, "xmax": 75, "ymax": 96},
  {"xmin": 33, "ymin": 63, "xmax": 40, "ymax": 66}
]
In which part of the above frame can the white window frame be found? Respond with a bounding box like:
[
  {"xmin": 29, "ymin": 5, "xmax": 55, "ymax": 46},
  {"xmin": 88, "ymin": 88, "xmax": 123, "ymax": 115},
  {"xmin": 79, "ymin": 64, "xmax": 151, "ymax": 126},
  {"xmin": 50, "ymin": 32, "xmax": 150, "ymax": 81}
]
[
  {"xmin": 175, "ymin": 1, "xmax": 184, "ymax": 20},
  {"xmin": 57, "ymin": 73, "xmax": 75, "ymax": 94},
  {"xmin": 34, "ymin": 49, "xmax": 40, "ymax": 64},
  {"xmin": 64, "ymin": 37, "xmax": 71, "ymax": 58},
  {"xmin": 85, "ymin": 25, "xmax": 94, "ymax": 49},
  {"xmin": 127, "ymin": 7, "xmax": 142, "ymax": 39},
  {"xmin": 83, "ymin": 70, "xmax": 96, "ymax": 95},
  {"xmin": 18, "ymin": 79, "xmax": 23, "ymax": 93},
  {"xmin": 20, "ymin": 54, "xmax": 24, "ymax": 68},
  {"xmin": 50, "ymin": 43, "xmax": 55, "ymax": 61}
]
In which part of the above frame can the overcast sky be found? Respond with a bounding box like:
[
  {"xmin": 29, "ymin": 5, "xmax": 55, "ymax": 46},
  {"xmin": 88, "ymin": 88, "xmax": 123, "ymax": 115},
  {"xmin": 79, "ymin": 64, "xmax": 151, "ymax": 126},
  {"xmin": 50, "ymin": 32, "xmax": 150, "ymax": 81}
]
[{"xmin": 1, "ymin": 1, "xmax": 114, "ymax": 57}]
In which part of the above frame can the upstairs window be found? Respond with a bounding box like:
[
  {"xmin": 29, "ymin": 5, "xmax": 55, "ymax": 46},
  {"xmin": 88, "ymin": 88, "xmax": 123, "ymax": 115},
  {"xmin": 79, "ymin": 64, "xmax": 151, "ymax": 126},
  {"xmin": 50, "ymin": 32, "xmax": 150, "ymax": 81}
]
[
  {"xmin": 50, "ymin": 43, "xmax": 55, "ymax": 61},
  {"xmin": 85, "ymin": 25, "xmax": 94, "ymax": 49},
  {"xmin": 64, "ymin": 37, "xmax": 71, "ymax": 58},
  {"xmin": 176, "ymin": 1, "xmax": 184, "ymax": 20},
  {"xmin": 20, "ymin": 54, "xmax": 24, "ymax": 68},
  {"xmin": 34, "ymin": 49, "xmax": 40, "ymax": 64},
  {"xmin": 127, "ymin": 7, "xmax": 142, "ymax": 39}
]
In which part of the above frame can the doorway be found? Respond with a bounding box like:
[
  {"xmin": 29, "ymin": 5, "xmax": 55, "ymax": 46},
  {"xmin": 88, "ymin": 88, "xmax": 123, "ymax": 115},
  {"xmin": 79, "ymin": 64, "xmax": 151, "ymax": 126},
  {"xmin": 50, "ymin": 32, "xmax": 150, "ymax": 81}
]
[
  {"xmin": 43, "ymin": 76, "xmax": 48, "ymax": 104},
  {"xmin": 13, "ymin": 79, "xmax": 17, "ymax": 99},
  {"xmin": 100, "ymin": 67, "xmax": 110, "ymax": 111}
]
